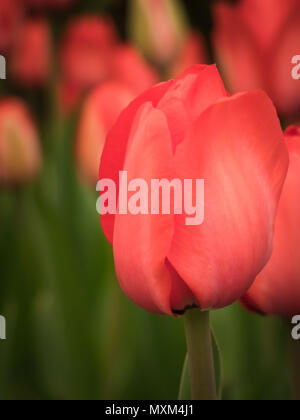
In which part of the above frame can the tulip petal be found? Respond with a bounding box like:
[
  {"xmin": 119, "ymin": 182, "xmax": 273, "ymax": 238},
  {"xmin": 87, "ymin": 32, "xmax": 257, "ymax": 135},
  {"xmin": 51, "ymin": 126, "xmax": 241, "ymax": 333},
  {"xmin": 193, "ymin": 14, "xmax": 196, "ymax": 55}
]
[
  {"xmin": 244, "ymin": 127, "xmax": 300, "ymax": 317},
  {"xmin": 167, "ymin": 91, "xmax": 289, "ymax": 310},
  {"xmin": 159, "ymin": 65, "xmax": 228, "ymax": 120},
  {"xmin": 113, "ymin": 102, "xmax": 177, "ymax": 315},
  {"xmin": 157, "ymin": 65, "xmax": 228, "ymax": 150},
  {"xmin": 170, "ymin": 31, "xmax": 208, "ymax": 79},
  {"xmin": 100, "ymin": 81, "xmax": 174, "ymax": 244},
  {"xmin": 111, "ymin": 45, "xmax": 159, "ymax": 95},
  {"xmin": 76, "ymin": 82, "xmax": 134, "ymax": 184}
]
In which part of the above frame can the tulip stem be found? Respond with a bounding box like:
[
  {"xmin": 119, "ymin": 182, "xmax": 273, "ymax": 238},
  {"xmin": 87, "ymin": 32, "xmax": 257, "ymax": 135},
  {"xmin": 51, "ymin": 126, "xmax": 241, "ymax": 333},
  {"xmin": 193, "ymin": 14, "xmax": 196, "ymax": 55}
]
[
  {"xmin": 183, "ymin": 309, "xmax": 217, "ymax": 400},
  {"xmin": 289, "ymin": 331, "xmax": 300, "ymax": 400}
]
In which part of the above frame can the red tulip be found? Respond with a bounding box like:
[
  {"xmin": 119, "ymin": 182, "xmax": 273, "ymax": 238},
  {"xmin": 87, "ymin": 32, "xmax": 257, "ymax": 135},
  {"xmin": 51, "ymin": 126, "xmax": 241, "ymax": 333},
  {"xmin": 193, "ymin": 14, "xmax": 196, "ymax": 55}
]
[
  {"xmin": 213, "ymin": 0, "xmax": 300, "ymax": 119},
  {"xmin": 169, "ymin": 31, "xmax": 208, "ymax": 79},
  {"xmin": 59, "ymin": 18, "xmax": 159, "ymax": 113},
  {"xmin": 57, "ymin": 80, "xmax": 83, "ymax": 114},
  {"xmin": 11, "ymin": 19, "xmax": 51, "ymax": 86},
  {"xmin": 111, "ymin": 45, "xmax": 159, "ymax": 95},
  {"xmin": 242, "ymin": 126, "xmax": 300, "ymax": 318},
  {"xmin": 77, "ymin": 82, "xmax": 134, "ymax": 184},
  {"xmin": 59, "ymin": 16, "xmax": 120, "ymax": 112},
  {"xmin": 99, "ymin": 65, "xmax": 289, "ymax": 315},
  {"xmin": 0, "ymin": 0, "xmax": 23, "ymax": 54},
  {"xmin": 60, "ymin": 16, "xmax": 118, "ymax": 89},
  {"xmin": 0, "ymin": 99, "xmax": 42, "ymax": 185},
  {"xmin": 24, "ymin": 0, "xmax": 75, "ymax": 10}
]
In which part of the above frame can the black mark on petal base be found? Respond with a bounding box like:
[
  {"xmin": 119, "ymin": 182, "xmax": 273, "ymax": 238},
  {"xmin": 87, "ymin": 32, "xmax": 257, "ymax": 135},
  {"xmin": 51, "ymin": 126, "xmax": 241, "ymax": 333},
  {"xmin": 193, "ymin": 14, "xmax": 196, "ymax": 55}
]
[{"xmin": 172, "ymin": 304, "xmax": 199, "ymax": 316}]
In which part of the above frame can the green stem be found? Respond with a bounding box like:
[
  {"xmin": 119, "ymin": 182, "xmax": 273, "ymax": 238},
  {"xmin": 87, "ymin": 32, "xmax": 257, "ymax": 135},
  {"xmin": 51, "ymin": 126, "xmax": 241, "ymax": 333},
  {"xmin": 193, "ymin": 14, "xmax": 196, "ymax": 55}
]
[
  {"xmin": 184, "ymin": 309, "xmax": 217, "ymax": 400},
  {"xmin": 288, "ymin": 331, "xmax": 300, "ymax": 400},
  {"xmin": 178, "ymin": 354, "xmax": 190, "ymax": 400}
]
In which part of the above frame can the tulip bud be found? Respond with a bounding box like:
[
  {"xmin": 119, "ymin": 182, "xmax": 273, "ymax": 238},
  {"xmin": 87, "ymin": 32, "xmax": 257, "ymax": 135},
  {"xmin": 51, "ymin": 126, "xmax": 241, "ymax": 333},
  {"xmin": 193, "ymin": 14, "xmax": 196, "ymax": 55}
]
[
  {"xmin": 169, "ymin": 31, "xmax": 208, "ymax": 79},
  {"xmin": 99, "ymin": 65, "xmax": 289, "ymax": 315},
  {"xmin": 0, "ymin": 99, "xmax": 42, "ymax": 186},
  {"xmin": 242, "ymin": 126, "xmax": 300, "ymax": 318},
  {"xmin": 128, "ymin": 0, "xmax": 187, "ymax": 66},
  {"xmin": 111, "ymin": 45, "xmax": 159, "ymax": 95},
  {"xmin": 76, "ymin": 82, "xmax": 134, "ymax": 185},
  {"xmin": 60, "ymin": 16, "xmax": 118, "ymax": 89},
  {"xmin": 0, "ymin": 0, "xmax": 23, "ymax": 54},
  {"xmin": 212, "ymin": 0, "xmax": 300, "ymax": 118},
  {"xmin": 11, "ymin": 19, "xmax": 52, "ymax": 87}
]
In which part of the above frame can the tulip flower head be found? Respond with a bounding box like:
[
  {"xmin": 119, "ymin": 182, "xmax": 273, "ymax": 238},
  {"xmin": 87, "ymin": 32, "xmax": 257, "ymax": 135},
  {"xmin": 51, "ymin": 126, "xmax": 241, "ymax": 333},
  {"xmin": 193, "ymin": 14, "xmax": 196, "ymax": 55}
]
[
  {"xmin": 60, "ymin": 16, "xmax": 118, "ymax": 89},
  {"xmin": 242, "ymin": 126, "xmax": 300, "ymax": 318},
  {"xmin": 0, "ymin": 0, "xmax": 23, "ymax": 54},
  {"xmin": 59, "ymin": 19, "xmax": 159, "ymax": 113},
  {"xmin": 11, "ymin": 19, "xmax": 52, "ymax": 86},
  {"xmin": 129, "ymin": 0, "xmax": 187, "ymax": 65},
  {"xmin": 213, "ymin": 0, "xmax": 300, "ymax": 118},
  {"xmin": 169, "ymin": 31, "xmax": 208, "ymax": 79},
  {"xmin": 99, "ymin": 65, "xmax": 289, "ymax": 316},
  {"xmin": 77, "ymin": 82, "xmax": 135, "ymax": 185},
  {"xmin": 0, "ymin": 99, "xmax": 42, "ymax": 186},
  {"xmin": 110, "ymin": 45, "xmax": 159, "ymax": 96}
]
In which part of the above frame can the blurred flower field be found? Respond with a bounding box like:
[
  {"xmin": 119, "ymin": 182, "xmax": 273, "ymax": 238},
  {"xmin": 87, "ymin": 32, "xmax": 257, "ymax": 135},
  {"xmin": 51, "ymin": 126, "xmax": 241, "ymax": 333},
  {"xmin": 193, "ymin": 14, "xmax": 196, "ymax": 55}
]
[{"xmin": 0, "ymin": 0, "xmax": 299, "ymax": 400}]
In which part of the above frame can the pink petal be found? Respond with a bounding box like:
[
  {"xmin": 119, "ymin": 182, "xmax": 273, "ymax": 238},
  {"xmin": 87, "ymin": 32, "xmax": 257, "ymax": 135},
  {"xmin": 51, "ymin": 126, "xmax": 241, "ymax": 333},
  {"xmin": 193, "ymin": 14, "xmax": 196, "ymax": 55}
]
[
  {"xmin": 243, "ymin": 126, "xmax": 300, "ymax": 317},
  {"xmin": 167, "ymin": 91, "xmax": 289, "ymax": 310},
  {"xmin": 157, "ymin": 65, "xmax": 228, "ymax": 149},
  {"xmin": 100, "ymin": 81, "xmax": 174, "ymax": 244},
  {"xmin": 113, "ymin": 103, "xmax": 178, "ymax": 314}
]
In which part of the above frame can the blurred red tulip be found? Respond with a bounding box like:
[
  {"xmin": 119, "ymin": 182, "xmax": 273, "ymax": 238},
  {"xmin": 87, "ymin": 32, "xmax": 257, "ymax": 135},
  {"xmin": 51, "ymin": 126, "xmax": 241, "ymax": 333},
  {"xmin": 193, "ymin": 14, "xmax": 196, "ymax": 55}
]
[
  {"xmin": 61, "ymin": 16, "xmax": 118, "ymax": 89},
  {"xmin": 242, "ymin": 126, "xmax": 300, "ymax": 318},
  {"xmin": 11, "ymin": 19, "xmax": 51, "ymax": 86},
  {"xmin": 111, "ymin": 45, "xmax": 159, "ymax": 95},
  {"xmin": 99, "ymin": 65, "xmax": 288, "ymax": 315},
  {"xmin": 0, "ymin": 0, "xmax": 23, "ymax": 54},
  {"xmin": 58, "ymin": 79, "xmax": 83, "ymax": 114},
  {"xmin": 213, "ymin": 0, "xmax": 300, "ymax": 119},
  {"xmin": 169, "ymin": 31, "xmax": 208, "ymax": 79},
  {"xmin": 129, "ymin": 0, "xmax": 187, "ymax": 65},
  {"xmin": 77, "ymin": 82, "xmax": 135, "ymax": 184},
  {"xmin": 0, "ymin": 99, "xmax": 42, "ymax": 185},
  {"xmin": 60, "ymin": 18, "xmax": 159, "ymax": 113},
  {"xmin": 24, "ymin": 0, "xmax": 75, "ymax": 10}
]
